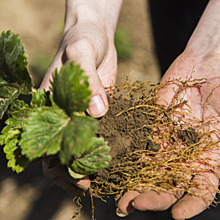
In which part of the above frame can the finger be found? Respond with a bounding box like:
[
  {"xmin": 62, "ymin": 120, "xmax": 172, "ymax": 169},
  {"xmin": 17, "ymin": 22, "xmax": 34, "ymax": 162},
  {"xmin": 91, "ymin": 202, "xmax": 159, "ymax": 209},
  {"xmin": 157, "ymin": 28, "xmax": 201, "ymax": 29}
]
[
  {"xmin": 54, "ymin": 175, "xmax": 90, "ymax": 193},
  {"xmin": 42, "ymin": 160, "xmax": 90, "ymax": 193},
  {"xmin": 96, "ymin": 42, "xmax": 117, "ymax": 88},
  {"xmin": 50, "ymin": 175, "xmax": 84, "ymax": 195},
  {"xmin": 74, "ymin": 176, "xmax": 91, "ymax": 190},
  {"xmin": 171, "ymin": 172, "xmax": 219, "ymax": 220},
  {"xmin": 65, "ymin": 42, "xmax": 108, "ymax": 118},
  {"xmin": 117, "ymin": 191, "xmax": 140, "ymax": 216},
  {"xmin": 46, "ymin": 167, "xmax": 90, "ymax": 193},
  {"xmin": 40, "ymin": 52, "xmax": 63, "ymax": 90},
  {"xmin": 132, "ymin": 190, "xmax": 183, "ymax": 212}
]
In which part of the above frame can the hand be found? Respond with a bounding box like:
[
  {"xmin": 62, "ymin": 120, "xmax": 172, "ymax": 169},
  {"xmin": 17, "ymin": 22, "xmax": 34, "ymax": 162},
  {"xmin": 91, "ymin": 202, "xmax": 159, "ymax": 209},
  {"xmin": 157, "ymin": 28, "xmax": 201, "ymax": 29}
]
[
  {"xmin": 40, "ymin": 24, "xmax": 115, "ymax": 191},
  {"xmin": 41, "ymin": 22, "xmax": 117, "ymax": 118},
  {"xmin": 40, "ymin": 0, "xmax": 123, "ymax": 118},
  {"xmin": 117, "ymin": 0, "xmax": 220, "ymax": 217},
  {"xmin": 42, "ymin": 157, "xmax": 90, "ymax": 193},
  {"xmin": 40, "ymin": 0, "xmax": 122, "ymax": 193},
  {"xmin": 116, "ymin": 49, "xmax": 220, "ymax": 219}
]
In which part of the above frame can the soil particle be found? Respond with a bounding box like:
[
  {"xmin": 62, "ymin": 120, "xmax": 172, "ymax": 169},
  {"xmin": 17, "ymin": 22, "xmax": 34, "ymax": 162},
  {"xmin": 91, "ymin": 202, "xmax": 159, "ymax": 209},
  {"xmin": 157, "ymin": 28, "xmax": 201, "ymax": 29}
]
[
  {"xmin": 96, "ymin": 94, "xmax": 159, "ymax": 167},
  {"xmin": 89, "ymin": 80, "xmax": 210, "ymax": 201},
  {"xmin": 91, "ymin": 86, "xmax": 161, "ymax": 190},
  {"xmin": 177, "ymin": 127, "xmax": 199, "ymax": 146}
]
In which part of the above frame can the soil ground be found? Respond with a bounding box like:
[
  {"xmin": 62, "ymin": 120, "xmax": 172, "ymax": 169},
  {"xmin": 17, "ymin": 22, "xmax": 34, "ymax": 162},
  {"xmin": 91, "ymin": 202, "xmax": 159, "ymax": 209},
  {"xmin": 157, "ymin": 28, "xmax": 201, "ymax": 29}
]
[{"xmin": 0, "ymin": 0, "xmax": 220, "ymax": 220}]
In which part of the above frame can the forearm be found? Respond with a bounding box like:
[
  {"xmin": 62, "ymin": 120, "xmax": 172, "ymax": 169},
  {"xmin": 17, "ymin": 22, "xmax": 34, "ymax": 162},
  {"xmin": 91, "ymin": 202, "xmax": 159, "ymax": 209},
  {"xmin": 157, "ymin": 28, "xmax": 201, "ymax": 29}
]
[
  {"xmin": 64, "ymin": 0, "xmax": 123, "ymax": 40},
  {"xmin": 186, "ymin": 0, "xmax": 220, "ymax": 55}
]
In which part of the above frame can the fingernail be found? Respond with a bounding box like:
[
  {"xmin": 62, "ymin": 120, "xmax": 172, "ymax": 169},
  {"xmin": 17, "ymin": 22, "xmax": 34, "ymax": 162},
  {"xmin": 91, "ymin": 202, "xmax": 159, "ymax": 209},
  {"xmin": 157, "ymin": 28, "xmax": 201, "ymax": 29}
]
[
  {"xmin": 132, "ymin": 201, "xmax": 136, "ymax": 208},
  {"xmin": 87, "ymin": 95, "xmax": 107, "ymax": 118},
  {"xmin": 75, "ymin": 177, "xmax": 90, "ymax": 190},
  {"xmin": 116, "ymin": 208, "xmax": 128, "ymax": 217}
]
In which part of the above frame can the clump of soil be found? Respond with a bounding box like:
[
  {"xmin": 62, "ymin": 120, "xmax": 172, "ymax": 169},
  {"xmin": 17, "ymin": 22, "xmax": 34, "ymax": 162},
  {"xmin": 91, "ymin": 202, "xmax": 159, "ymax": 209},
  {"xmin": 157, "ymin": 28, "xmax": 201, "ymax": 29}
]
[{"xmin": 89, "ymin": 79, "xmax": 220, "ymax": 205}]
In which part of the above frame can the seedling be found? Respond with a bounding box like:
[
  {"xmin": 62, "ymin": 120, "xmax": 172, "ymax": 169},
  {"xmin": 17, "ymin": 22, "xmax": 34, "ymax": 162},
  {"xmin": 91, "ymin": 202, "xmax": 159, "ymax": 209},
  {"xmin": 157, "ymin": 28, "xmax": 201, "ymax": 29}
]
[
  {"xmin": 0, "ymin": 30, "xmax": 111, "ymax": 178},
  {"xmin": 1, "ymin": 30, "xmax": 220, "ymax": 219}
]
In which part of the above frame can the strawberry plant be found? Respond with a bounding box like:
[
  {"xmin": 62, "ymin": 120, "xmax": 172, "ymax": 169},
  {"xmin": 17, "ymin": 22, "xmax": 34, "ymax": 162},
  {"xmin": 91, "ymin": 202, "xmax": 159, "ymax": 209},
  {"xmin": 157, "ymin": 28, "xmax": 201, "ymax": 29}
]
[
  {"xmin": 1, "ymin": 30, "xmax": 220, "ymax": 220},
  {"xmin": 0, "ymin": 30, "xmax": 111, "ymax": 178}
]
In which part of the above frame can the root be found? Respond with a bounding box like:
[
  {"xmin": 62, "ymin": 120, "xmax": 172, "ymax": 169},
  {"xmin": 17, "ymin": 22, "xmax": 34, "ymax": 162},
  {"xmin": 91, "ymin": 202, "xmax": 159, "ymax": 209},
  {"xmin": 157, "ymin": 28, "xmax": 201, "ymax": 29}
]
[
  {"xmin": 72, "ymin": 197, "xmax": 83, "ymax": 219},
  {"xmin": 90, "ymin": 78, "xmax": 220, "ymax": 206}
]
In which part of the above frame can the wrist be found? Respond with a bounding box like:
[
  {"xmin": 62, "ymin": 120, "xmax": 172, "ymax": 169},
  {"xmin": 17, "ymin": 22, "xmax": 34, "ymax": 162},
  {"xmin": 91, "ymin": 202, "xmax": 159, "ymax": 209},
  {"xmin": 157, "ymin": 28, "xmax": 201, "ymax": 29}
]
[
  {"xmin": 64, "ymin": 0, "xmax": 122, "ymax": 40},
  {"xmin": 185, "ymin": 0, "xmax": 220, "ymax": 56}
]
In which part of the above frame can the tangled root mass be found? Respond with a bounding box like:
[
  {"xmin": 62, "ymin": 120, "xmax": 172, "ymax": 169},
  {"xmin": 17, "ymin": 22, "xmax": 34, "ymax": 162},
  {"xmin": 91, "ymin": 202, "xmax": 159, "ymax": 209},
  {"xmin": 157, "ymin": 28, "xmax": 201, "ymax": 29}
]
[{"xmin": 89, "ymin": 78, "xmax": 220, "ymax": 206}]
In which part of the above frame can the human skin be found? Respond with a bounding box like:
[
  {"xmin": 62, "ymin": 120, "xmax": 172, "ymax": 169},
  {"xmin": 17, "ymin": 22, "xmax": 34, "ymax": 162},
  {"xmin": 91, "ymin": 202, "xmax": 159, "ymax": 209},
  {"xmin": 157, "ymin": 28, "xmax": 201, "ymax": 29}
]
[
  {"xmin": 41, "ymin": 0, "xmax": 123, "ymax": 118},
  {"xmin": 41, "ymin": 0, "xmax": 220, "ymax": 218},
  {"xmin": 117, "ymin": 0, "xmax": 220, "ymax": 219},
  {"xmin": 40, "ymin": 0, "xmax": 122, "ymax": 192}
]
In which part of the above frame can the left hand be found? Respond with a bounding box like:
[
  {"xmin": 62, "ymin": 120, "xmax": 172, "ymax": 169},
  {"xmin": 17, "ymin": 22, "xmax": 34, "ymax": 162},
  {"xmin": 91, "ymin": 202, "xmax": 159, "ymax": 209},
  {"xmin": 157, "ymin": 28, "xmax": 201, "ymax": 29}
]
[
  {"xmin": 116, "ymin": 48, "xmax": 220, "ymax": 219},
  {"xmin": 40, "ymin": 0, "xmax": 122, "ymax": 192},
  {"xmin": 42, "ymin": 157, "xmax": 90, "ymax": 193}
]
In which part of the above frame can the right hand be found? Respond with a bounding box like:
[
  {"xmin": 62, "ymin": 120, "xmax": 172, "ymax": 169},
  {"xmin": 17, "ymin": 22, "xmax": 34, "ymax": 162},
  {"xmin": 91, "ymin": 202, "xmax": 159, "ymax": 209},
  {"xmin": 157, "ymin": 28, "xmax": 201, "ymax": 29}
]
[{"xmin": 116, "ymin": 48, "xmax": 220, "ymax": 219}]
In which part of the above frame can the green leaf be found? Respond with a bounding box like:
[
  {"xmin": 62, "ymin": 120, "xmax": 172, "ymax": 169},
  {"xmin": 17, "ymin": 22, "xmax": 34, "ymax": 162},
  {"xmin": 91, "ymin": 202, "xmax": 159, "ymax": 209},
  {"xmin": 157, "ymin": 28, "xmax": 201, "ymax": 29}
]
[
  {"xmin": 0, "ymin": 78, "xmax": 20, "ymax": 119},
  {"xmin": 0, "ymin": 30, "xmax": 33, "ymax": 94},
  {"xmin": 30, "ymin": 89, "xmax": 48, "ymax": 108},
  {"xmin": 0, "ymin": 134, "xmax": 4, "ymax": 145},
  {"xmin": 59, "ymin": 115, "xmax": 97, "ymax": 164},
  {"xmin": 1, "ymin": 106, "xmax": 30, "ymax": 173},
  {"xmin": 0, "ymin": 97, "xmax": 45, "ymax": 173},
  {"xmin": 68, "ymin": 137, "xmax": 111, "ymax": 178},
  {"xmin": 1, "ymin": 100, "xmax": 30, "ymax": 145},
  {"xmin": 20, "ymin": 106, "xmax": 69, "ymax": 160},
  {"xmin": 3, "ymin": 139, "xmax": 29, "ymax": 173},
  {"xmin": 51, "ymin": 61, "xmax": 91, "ymax": 116}
]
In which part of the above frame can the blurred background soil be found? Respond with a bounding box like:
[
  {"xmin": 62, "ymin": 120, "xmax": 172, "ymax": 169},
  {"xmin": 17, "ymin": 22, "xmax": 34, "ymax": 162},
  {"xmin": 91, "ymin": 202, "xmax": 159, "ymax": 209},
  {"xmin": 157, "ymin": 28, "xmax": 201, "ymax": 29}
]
[{"xmin": 0, "ymin": 0, "xmax": 220, "ymax": 220}]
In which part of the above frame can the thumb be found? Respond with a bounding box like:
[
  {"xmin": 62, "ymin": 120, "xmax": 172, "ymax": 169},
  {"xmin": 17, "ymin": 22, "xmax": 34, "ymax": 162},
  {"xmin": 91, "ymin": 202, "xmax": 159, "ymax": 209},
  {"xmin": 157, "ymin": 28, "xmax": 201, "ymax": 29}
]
[
  {"xmin": 40, "ymin": 52, "xmax": 63, "ymax": 90},
  {"xmin": 65, "ymin": 42, "xmax": 108, "ymax": 118}
]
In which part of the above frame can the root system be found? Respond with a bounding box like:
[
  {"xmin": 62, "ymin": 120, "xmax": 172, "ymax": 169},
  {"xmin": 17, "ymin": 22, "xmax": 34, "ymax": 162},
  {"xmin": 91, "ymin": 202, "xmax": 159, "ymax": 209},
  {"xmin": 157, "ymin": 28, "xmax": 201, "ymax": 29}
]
[{"xmin": 89, "ymin": 78, "xmax": 220, "ymax": 205}]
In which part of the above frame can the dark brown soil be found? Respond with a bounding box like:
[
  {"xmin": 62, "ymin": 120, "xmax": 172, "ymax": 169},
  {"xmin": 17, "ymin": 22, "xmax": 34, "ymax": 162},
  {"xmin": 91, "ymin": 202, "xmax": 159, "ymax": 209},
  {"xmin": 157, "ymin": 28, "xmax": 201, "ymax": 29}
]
[
  {"xmin": 90, "ymin": 81, "xmax": 162, "ymax": 196},
  {"xmin": 97, "ymin": 92, "xmax": 160, "ymax": 166},
  {"xmin": 89, "ymin": 79, "xmax": 219, "ymax": 203}
]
